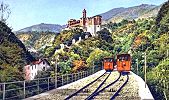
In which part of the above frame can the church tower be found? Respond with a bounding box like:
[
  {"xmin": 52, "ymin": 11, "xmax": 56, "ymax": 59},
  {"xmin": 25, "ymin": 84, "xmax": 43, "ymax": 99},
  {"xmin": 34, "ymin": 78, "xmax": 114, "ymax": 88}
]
[
  {"xmin": 82, "ymin": 9, "xmax": 87, "ymax": 27},
  {"xmin": 83, "ymin": 9, "xmax": 86, "ymax": 18}
]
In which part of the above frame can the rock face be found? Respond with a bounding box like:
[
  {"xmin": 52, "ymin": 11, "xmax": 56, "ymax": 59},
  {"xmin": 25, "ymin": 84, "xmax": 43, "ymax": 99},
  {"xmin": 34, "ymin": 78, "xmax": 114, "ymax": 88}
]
[{"xmin": 0, "ymin": 21, "xmax": 35, "ymax": 67}]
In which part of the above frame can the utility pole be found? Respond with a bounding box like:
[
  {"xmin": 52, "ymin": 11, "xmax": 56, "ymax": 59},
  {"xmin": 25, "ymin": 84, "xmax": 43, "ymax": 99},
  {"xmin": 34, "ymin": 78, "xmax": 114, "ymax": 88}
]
[
  {"xmin": 55, "ymin": 60, "xmax": 57, "ymax": 88},
  {"xmin": 136, "ymin": 59, "xmax": 138, "ymax": 75},
  {"xmin": 55, "ymin": 56, "xmax": 59, "ymax": 89},
  {"xmin": 144, "ymin": 52, "xmax": 147, "ymax": 88},
  {"xmin": 101, "ymin": 61, "xmax": 103, "ymax": 70}
]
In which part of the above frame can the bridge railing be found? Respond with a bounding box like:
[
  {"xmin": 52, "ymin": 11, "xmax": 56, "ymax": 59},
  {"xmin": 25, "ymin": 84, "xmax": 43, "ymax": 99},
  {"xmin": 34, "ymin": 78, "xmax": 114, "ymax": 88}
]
[{"xmin": 0, "ymin": 66, "xmax": 102, "ymax": 100}]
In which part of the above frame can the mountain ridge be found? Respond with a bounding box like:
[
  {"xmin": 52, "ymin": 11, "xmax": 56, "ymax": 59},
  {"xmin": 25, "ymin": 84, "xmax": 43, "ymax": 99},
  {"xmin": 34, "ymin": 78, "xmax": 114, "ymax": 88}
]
[
  {"xmin": 99, "ymin": 4, "xmax": 161, "ymax": 23},
  {"xmin": 16, "ymin": 23, "xmax": 66, "ymax": 33}
]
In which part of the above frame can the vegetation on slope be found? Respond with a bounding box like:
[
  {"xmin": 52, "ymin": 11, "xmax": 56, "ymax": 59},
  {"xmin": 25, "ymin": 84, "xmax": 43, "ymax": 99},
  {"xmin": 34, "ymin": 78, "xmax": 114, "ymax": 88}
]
[
  {"xmin": 0, "ymin": 21, "xmax": 35, "ymax": 82},
  {"xmin": 100, "ymin": 4, "xmax": 159, "ymax": 23},
  {"xmin": 16, "ymin": 32, "xmax": 59, "ymax": 51},
  {"xmin": 156, "ymin": 0, "xmax": 169, "ymax": 34}
]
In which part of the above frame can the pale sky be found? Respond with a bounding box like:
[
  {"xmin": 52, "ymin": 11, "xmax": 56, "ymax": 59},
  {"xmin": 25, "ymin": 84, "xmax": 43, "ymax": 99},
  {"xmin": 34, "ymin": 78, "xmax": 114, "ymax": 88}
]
[{"xmin": 1, "ymin": 0, "xmax": 168, "ymax": 31}]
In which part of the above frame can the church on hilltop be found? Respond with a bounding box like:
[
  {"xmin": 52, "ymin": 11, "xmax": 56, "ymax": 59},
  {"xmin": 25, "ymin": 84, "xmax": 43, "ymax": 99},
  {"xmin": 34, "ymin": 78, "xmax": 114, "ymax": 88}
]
[{"xmin": 67, "ymin": 9, "xmax": 102, "ymax": 36}]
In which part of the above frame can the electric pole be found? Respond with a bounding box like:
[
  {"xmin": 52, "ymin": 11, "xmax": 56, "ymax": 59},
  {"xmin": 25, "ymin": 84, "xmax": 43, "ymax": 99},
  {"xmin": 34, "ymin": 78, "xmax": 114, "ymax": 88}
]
[
  {"xmin": 136, "ymin": 59, "xmax": 138, "ymax": 75},
  {"xmin": 55, "ymin": 55, "xmax": 59, "ymax": 89},
  {"xmin": 144, "ymin": 52, "xmax": 147, "ymax": 88},
  {"xmin": 55, "ymin": 59, "xmax": 57, "ymax": 88}
]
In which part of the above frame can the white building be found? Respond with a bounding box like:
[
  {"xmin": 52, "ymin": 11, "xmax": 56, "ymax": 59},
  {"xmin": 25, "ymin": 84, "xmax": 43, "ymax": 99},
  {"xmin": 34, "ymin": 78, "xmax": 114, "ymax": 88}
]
[{"xmin": 24, "ymin": 59, "xmax": 50, "ymax": 80}]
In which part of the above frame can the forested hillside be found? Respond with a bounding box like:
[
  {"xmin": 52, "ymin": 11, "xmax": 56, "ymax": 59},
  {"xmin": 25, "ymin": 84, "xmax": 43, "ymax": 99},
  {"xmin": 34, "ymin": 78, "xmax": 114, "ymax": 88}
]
[
  {"xmin": 0, "ymin": 21, "xmax": 35, "ymax": 82},
  {"xmin": 16, "ymin": 32, "xmax": 59, "ymax": 52},
  {"xmin": 156, "ymin": 0, "xmax": 169, "ymax": 33}
]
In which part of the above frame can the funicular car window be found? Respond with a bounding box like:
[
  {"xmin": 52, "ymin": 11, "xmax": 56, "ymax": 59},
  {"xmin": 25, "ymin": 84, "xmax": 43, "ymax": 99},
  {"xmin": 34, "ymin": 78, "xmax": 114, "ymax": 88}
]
[
  {"xmin": 119, "ymin": 56, "xmax": 128, "ymax": 61},
  {"xmin": 124, "ymin": 56, "xmax": 128, "ymax": 61},
  {"xmin": 104, "ymin": 58, "xmax": 113, "ymax": 62},
  {"xmin": 119, "ymin": 57, "xmax": 122, "ymax": 61}
]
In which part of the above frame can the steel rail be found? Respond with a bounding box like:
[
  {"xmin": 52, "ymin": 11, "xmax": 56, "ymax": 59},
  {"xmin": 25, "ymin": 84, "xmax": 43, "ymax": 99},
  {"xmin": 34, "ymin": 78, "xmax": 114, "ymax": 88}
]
[
  {"xmin": 86, "ymin": 72, "xmax": 121, "ymax": 100},
  {"xmin": 110, "ymin": 74, "xmax": 129, "ymax": 100},
  {"xmin": 85, "ymin": 72, "xmax": 111, "ymax": 100},
  {"xmin": 64, "ymin": 71, "xmax": 107, "ymax": 100}
]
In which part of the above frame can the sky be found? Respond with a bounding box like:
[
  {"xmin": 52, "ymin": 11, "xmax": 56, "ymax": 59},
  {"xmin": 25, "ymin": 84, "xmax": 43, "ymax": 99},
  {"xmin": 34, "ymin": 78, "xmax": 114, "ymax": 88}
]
[{"xmin": 1, "ymin": 0, "xmax": 168, "ymax": 31}]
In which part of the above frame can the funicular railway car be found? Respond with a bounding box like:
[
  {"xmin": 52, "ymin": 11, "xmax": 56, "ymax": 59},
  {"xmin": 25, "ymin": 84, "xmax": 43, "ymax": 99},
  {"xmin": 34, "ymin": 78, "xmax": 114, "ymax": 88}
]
[
  {"xmin": 103, "ymin": 57, "xmax": 114, "ymax": 71},
  {"xmin": 116, "ymin": 54, "xmax": 131, "ymax": 72}
]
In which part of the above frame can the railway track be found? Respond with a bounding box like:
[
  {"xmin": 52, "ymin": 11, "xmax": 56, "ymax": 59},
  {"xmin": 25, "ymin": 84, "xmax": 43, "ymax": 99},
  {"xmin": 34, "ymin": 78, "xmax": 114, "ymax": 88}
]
[
  {"xmin": 65, "ymin": 72, "xmax": 111, "ymax": 100},
  {"xmin": 87, "ymin": 73, "xmax": 129, "ymax": 100},
  {"xmin": 65, "ymin": 72, "xmax": 126, "ymax": 100},
  {"xmin": 110, "ymin": 74, "xmax": 129, "ymax": 100},
  {"xmin": 65, "ymin": 72, "xmax": 129, "ymax": 100}
]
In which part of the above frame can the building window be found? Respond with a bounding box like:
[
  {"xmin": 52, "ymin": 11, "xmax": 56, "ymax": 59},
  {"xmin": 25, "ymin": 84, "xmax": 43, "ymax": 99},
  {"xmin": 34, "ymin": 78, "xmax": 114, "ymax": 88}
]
[
  {"xmin": 32, "ymin": 73, "xmax": 33, "ymax": 76},
  {"xmin": 35, "ymin": 65, "xmax": 36, "ymax": 69},
  {"xmin": 43, "ymin": 67, "xmax": 45, "ymax": 71},
  {"xmin": 32, "ymin": 66, "xmax": 33, "ymax": 70},
  {"xmin": 43, "ymin": 61, "xmax": 45, "ymax": 65}
]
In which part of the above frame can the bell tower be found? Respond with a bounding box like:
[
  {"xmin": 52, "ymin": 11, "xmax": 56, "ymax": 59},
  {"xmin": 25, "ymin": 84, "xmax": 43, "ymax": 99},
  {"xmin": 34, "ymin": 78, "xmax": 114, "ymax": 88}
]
[
  {"xmin": 82, "ymin": 9, "xmax": 87, "ymax": 26},
  {"xmin": 83, "ymin": 9, "xmax": 86, "ymax": 18}
]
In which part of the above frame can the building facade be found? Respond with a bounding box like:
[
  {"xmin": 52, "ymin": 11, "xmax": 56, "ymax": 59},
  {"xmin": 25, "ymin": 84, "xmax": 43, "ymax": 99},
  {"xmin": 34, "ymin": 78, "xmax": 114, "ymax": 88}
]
[
  {"xmin": 67, "ymin": 9, "xmax": 102, "ymax": 36},
  {"xmin": 24, "ymin": 59, "xmax": 50, "ymax": 80}
]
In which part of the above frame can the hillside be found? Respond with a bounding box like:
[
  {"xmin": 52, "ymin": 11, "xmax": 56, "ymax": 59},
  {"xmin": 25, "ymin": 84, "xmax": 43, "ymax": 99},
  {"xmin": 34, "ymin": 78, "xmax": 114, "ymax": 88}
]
[
  {"xmin": 100, "ymin": 4, "xmax": 160, "ymax": 23},
  {"xmin": 99, "ymin": 7, "xmax": 126, "ymax": 21},
  {"xmin": 16, "ymin": 23, "xmax": 66, "ymax": 33},
  {"xmin": 0, "ymin": 21, "xmax": 35, "ymax": 82},
  {"xmin": 156, "ymin": 0, "xmax": 169, "ymax": 33},
  {"xmin": 138, "ymin": 5, "xmax": 161, "ymax": 19},
  {"xmin": 15, "ymin": 23, "xmax": 65, "ymax": 54},
  {"xmin": 16, "ymin": 32, "xmax": 59, "ymax": 54}
]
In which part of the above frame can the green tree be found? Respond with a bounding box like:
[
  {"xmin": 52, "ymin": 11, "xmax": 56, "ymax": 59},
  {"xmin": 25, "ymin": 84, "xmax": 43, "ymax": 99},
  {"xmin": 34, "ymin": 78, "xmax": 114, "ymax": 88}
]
[
  {"xmin": 58, "ymin": 60, "xmax": 72, "ymax": 74},
  {"xmin": 0, "ymin": 64, "xmax": 23, "ymax": 82},
  {"xmin": 155, "ymin": 59, "xmax": 169, "ymax": 99},
  {"xmin": 86, "ymin": 48, "xmax": 112, "ymax": 67}
]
